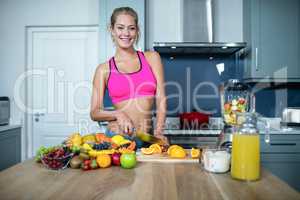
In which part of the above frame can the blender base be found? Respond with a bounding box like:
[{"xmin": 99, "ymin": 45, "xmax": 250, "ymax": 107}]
[{"xmin": 217, "ymin": 125, "xmax": 236, "ymax": 151}]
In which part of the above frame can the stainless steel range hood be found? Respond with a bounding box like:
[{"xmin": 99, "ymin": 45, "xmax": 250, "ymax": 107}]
[{"xmin": 153, "ymin": 0, "xmax": 246, "ymax": 55}]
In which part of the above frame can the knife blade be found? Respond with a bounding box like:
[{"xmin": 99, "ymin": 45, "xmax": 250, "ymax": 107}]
[{"xmin": 135, "ymin": 131, "xmax": 165, "ymax": 145}]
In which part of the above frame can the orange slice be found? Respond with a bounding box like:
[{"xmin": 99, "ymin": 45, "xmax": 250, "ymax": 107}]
[
  {"xmin": 167, "ymin": 145, "xmax": 182, "ymax": 155},
  {"xmin": 141, "ymin": 147, "xmax": 155, "ymax": 155},
  {"xmin": 170, "ymin": 148, "xmax": 186, "ymax": 158},
  {"xmin": 191, "ymin": 148, "xmax": 201, "ymax": 159},
  {"xmin": 149, "ymin": 144, "xmax": 162, "ymax": 154}
]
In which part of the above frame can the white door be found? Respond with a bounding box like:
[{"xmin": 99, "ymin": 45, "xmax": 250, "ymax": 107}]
[{"xmin": 27, "ymin": 27, "xmax": 101, "ymax": 157}]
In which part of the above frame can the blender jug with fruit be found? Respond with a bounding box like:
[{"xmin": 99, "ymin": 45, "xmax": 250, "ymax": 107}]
[{"xmin": 217, "ymin": 79, "xmax": 255, "ymax": 149}]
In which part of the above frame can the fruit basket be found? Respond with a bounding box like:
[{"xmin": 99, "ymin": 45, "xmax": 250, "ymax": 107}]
[{"xmin": 41, "ymin": 148, "xmax": 73, "ymax": 170}]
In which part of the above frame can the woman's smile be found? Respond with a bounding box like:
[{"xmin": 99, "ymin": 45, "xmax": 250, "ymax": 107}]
[{"xmin": 112, "ymin": 14, "xmax": 138, "ymax": 48}]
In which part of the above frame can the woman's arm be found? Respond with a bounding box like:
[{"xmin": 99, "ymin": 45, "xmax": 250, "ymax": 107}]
[
  {"xmin": 90, "ymin": 63, "xmax": 134, "ymax": 134},
  {"xmin": 145, "ymin": 51, "xmax": 167, "ymax": 137},
  {"xmin": 90, "ymin": 63, "xmax": 117, "ymax": 122}
]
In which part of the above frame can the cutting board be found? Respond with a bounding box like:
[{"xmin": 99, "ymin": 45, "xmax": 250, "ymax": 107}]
[{"xmin": 136, "ymin": 149, "xmax": 199, "ymax": 163}]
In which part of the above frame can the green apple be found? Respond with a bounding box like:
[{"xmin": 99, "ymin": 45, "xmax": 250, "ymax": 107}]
[{"xmin": 120, "ymin": 153, "xmax": 137, "ymax": 169}]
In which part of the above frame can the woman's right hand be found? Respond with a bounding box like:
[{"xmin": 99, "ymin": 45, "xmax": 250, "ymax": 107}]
[{"xmin": 115, "ymin": 111, "xmax": 135, "ymax": 135}]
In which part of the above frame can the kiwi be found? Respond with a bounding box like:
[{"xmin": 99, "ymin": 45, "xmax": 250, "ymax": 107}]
[
  {"xmin": 79, "ymin": 152, "xmax": 90, "ymax": 161},
  {"xmin": 80, "ymin": 148, "xmax": 88, "ymax": 154},
  {"xmin": 70, "ymin": 156, "xmax": 82, "ymax": 169}
]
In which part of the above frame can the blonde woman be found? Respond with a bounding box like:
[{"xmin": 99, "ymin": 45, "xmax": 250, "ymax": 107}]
[{"xmin": 90, "ymin": 7, "xmax": 168, "ymax": 147}]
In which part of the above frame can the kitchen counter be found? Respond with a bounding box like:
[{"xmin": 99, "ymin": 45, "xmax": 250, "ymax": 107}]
[
  {"xmin": 0, "ymin": 125, "xmax": 22, "ymax": 133},
  {"xmin": 0, "ymin": 160, "xmax": 299, "ymax": 200}
]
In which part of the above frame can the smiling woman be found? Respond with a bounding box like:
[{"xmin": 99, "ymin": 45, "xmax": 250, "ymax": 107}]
[{"xmin": 90, "ymin": 7, "xmax": 168, "ymax": 146}]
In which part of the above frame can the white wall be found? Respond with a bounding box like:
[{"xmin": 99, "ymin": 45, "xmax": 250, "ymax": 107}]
[{"xmin": 0, "ymin": 0, "xmax": 99, "ymax": 160}]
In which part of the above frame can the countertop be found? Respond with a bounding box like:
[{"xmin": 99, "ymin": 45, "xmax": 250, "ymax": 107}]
[
  {"xmin": 0, "ymin": 125, "xmax": 22, "ymax": 132},
  {"xmin": 0, "ymin": 160, "xmax": 299, "ymax": 200}
]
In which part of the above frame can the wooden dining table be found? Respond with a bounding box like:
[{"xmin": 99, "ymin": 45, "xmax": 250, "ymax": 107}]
[{"xmin": 0, "ymin": 159, "xmax": 299, "ymax": 200}]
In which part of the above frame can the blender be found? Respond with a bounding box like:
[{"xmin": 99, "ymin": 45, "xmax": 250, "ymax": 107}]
[{"xmin": 217, "ymin": 79, "xmax": 254, "ymax": 150}]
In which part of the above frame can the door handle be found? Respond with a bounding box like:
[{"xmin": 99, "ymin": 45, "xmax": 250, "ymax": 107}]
[
  {"xmin": 34, "ymin": 113, "xmax": 45, "ymax": 117},
  {"xmin": 255, "ymin": 47, "xmax": 259, "ymax": 71},
  {"xmin": 34, "ymin": 113, "xmax": 45, "ymax": 122}
]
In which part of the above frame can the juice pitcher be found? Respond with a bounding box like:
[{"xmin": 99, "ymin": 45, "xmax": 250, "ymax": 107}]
[{"xmin": 231, "ymin": 112, "xmax": 260, "ymax": 181}]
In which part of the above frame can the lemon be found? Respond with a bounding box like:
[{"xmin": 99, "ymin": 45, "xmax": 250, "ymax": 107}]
[{"xmin": 111, "ymin": 135, "xmax": 125, "ymax": 145}]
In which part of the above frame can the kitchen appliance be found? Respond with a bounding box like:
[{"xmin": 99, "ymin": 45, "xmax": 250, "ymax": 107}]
[
  {"xmin": 217, "ymin": 79, "xmax": 254, "ymax": 149},
  {"xmin": 178, "ymin": 111, "xmax": 210, "ymax": 130},
  {"xmin": 0, "ymin": 97, "xmax": 10, "ymax": 126},
  {"xmin": 281, "ymin": 107, "xmax": 300, "ymax": 126},
  {"xmin": 153, "ymin": 0, "xmax": 246, "ymax": 54}
]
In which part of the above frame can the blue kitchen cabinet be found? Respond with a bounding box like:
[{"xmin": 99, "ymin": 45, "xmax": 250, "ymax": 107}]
[
  {"xmin": 0, "ymin": 127, "xmax": 21, "ymax": 171},
  {"xmin": 243, "ymin": 0, "xmax": 300, "ymax": 81},
  {"xmin": 260, "ymin": 134, "xmax": 300, "ymax": 191}
]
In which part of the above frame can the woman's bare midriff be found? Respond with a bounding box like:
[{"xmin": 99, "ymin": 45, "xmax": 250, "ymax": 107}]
[{"xmin": 107, "ymin": 97, "xmax": 154, "ymax": 134}]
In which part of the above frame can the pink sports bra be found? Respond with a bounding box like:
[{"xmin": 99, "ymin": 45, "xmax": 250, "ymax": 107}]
[{"xmin": 107, "ymin": 51, "xmax": 157, "ymax": 104}]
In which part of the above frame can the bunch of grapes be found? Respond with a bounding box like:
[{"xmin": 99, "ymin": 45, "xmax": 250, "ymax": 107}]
[
  {"xmin": 42, "ymin": 148, "xmax": 72, "ymax": 170},
  {"xmin": 93, "ymin": 142, "xmax": 111, "ymax": 150},
  {"xmin": 35, "ymin": 146, "xmax": 56, "ymax": 162}
]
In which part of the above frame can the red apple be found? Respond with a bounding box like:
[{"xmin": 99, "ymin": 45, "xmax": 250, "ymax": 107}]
[{"xmin": 111, "ymin": 153, "xmax": 121, "ymax": 166}]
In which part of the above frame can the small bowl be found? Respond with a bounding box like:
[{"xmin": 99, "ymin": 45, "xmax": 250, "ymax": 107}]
[
  {"xmin": 200, "ymin": 147, "xmax": 231, "ymax": 173},
  {"xmin": 41, "ymin": 153, "xmax": 73, "ymax": 170}
]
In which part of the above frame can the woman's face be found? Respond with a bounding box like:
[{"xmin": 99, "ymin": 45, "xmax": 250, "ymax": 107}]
[{"xmin": 111, "ymin": 14, "xmax": 138, "ymax": 49}]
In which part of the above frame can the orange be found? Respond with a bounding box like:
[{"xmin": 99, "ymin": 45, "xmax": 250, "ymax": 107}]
[
  {"xmin": 96, "ymin": 154, "xmax": 111, "ymax": 168},
  {"xmin": 169, "ymin": 148, "xmax": 186, "ymax": 158},
  {"xmin": 141, "ymin": 147, "xmax": 155, "ymax": 155},
  {"xmin": 191, "ymin": 148, "xmax": 201, "ymax": 159},
  {"xmin": 167, "ymin": 145, "xmax": 182, "ymax": 155},
  {"xmin": 149, "ymin": 144, "xmax": 162, "ymax": 154}
]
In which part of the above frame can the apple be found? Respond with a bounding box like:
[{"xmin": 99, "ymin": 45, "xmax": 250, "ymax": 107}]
[
  {"xmin": 111, "ymin": 153, "xmax": 121, "ymax": 166},
  {"xmin": 120, "ymin": 153, "xmax": 137, "ymax": 169}
]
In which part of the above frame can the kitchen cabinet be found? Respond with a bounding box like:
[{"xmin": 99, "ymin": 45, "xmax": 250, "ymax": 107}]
[
  {"xmin": 0, "ymin": 127, "xmax": 21, "ymax": 170},
  {"xmin": 260, "ymin": 134, "xmax": 300, "ymax": 191},
  {"xmin": 99, "ymin": 0, "xmax": 145, "ymax": 63},
  {"xmin": 243, "ymin": 0, "xmax": 300, "ymax": 81}
]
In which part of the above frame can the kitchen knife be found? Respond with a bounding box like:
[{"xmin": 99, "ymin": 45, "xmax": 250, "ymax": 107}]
[{"xmin": 135, "ymin": 131, "xmax": 165, "ymax": 145}]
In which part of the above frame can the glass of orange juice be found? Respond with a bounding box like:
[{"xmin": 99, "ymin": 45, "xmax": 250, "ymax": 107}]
[{"xmin": 231, "ymin": 112, "xmax": 260, "ymax": 181}]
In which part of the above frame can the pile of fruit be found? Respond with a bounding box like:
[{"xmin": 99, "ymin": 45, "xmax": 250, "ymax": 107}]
[
  {"xmin": 35, "ymin": 133, "xmax": 137, "ymax": 170},
  {"xmin": 141, "ymin": 144, "xmax": 201, "ymax": 159},
  {"xmin": 223, "ymin": 97, "xmax": 247, "ymax": 125}
]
